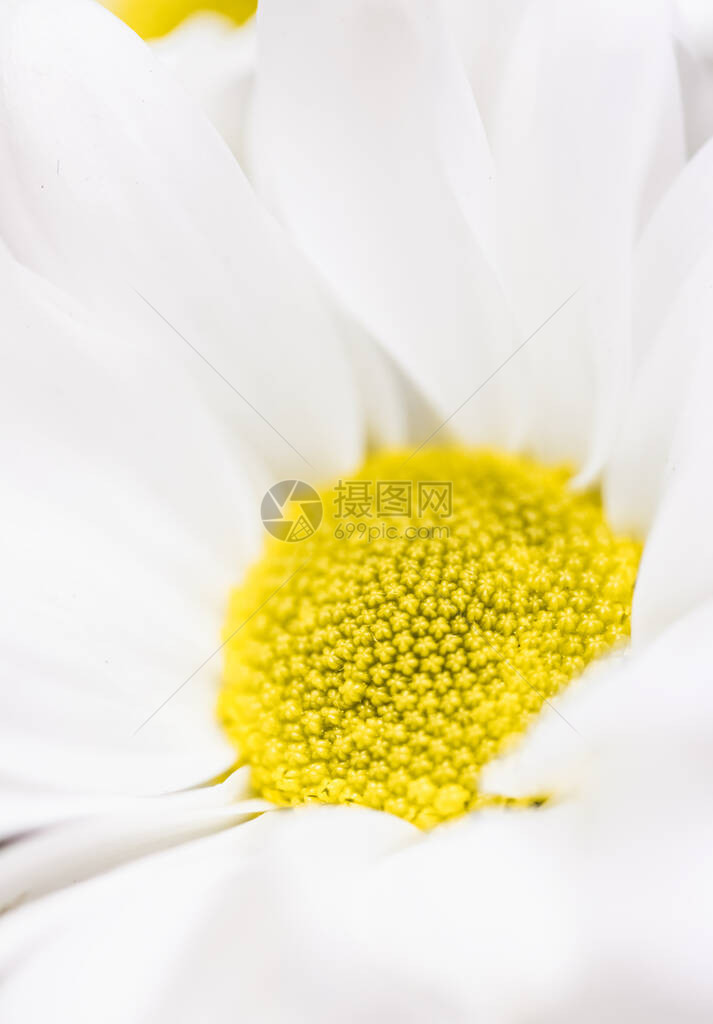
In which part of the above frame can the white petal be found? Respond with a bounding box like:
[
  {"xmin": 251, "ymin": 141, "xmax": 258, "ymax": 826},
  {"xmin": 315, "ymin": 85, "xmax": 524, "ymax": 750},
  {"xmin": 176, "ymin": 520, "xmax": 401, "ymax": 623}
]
[
  {"xmin": 604, "ymin": 257, "xmax": 713, "ymax": 541},
  {"xmin": 492, "ymin": 0, "xmax": 684, "ymax": 478},
  {"xmin": 250, "ymin": 0, "xmax": 524, "ymax": 450},
  {"xmin": 0, "ymin": 0, "xmax": 362, "ymax": 480},
  {"xmin": 631, "ymin": 336, "xmax": 713, "ymax": 641},
  {"xmin": 360, "ymin": 785, "xmax": 713, "ymax": 1020},
  {"xmin": 3, "ymin": 762, "xmax": 713, "ymax": 1020},
  {"xmin": 331, "ymin": 309, "xmax": 413, "ymax": 449},
  {"xmin": 1, "ymin": 784, "xmax": 174, "ymax": 842},
  {"xmin": 674, "ymin": 31, "xmax": 713, "ymax": 155},
  {"xmin": 0, "ymin": 769, "xmax": 271, "ymax": 911},
  {"xmin": 604, "ymin": 115, "xmax": 713, "ymax": 644},
  {"xmin": 441, "ymin": 0, "xmax": 533, "ymax": 139},
  {"xmin": 152, "ymin": 14, "xmax": 257, "ymax": 166},
  {"xmin": 632, "ymin": 135, "xmax": 713, "ymax": 374},
  {"xmin": 676, "ymin": 0, "xmax": 713, "ymax": 59},
  {"xmin": 0, "ymin": 807, "xmax": 418, "ymax": 1024},
  {"xmin": 605, "ymin": 139, "xmax": 713, "ymax": 542},
  {"xmin": 0, "ymin": 250, "xmax": 262, "ymax": 798}
]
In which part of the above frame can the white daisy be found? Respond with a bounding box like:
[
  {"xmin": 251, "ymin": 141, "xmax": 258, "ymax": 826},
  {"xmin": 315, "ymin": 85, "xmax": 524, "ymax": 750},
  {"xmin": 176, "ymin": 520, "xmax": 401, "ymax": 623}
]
[{"xmin": 2, "ymin": 0, "xmax": 713, "ymax": 1020}]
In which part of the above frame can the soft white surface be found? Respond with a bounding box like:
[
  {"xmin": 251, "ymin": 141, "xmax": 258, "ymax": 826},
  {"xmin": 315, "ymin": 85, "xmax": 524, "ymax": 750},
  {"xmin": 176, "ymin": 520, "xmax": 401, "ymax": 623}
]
[
  {"xmin": 676, "ymin": 0, "xmax": 713, "ymax": 59},
  {"xmin": 631, "ymin": 135, "xmax": 713, "ymax": 375},
  {"xmin": 605, "ymin": 135, "xmax": 713, "ymax": 625},
  {"xmin": 674, "ymin": 30, "xmax": 713, "ymax": 155},
  {"xmin": 250, "ymin": 0, "xmax": 523, "ymax": 451},
  {"xmin": 152, "ymin": 14, "xmax": 257, "ymax": 166},
  {"xmin": 251, "ymin": 0, "xmax": 685, "ymax": 475},
  {"xmin": 0, "ymin": 248, "xmax": 255, "ymax": 797},
  {"xmin": 632, "ymin": 338, "xmax": 713, "ymax": 641},
  {"xmin": 0, "ymin": 769, "xmax": 270, "ymax": 910},
  {"xmin": 0, "ymin": 0, "xmax": 362, "ymax": 481},
  {"xmin": 605, "ymin": 247, "xmax": 713, "ymax": 541},
  {"xmin": 442, "ymin": 0, "xmax": 533, "ymax": 139},
  {"xmin": 0, "ymin": 807, "xmax": 420, "ymax": 1024},
  {"xmin": 491, "ymin": 0, "xmax": 684, "ymax": 480}
]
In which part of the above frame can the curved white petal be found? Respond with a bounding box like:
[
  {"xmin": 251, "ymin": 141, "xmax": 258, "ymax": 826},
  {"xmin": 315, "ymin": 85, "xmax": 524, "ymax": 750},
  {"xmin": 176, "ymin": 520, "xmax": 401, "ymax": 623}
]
[
  {"xmin": 152, "ymin": 14, "xmax": 257, "ymax": 166},
  {"xmin": 632, "ymin": 135, "xmax": 713, "ymax": 374},
  {"xmin": 605, "ymin": 138, "xmax": 713, "ymax": 548},
  {"xmin": 0, "ymin": 249, "xmax": 264, "ymax": 799},
  {"xmin": 361, "ymin": 784, "xmax": 713, "ymax": 1021},
  {"xmin": 0, "ymin": 0, "xmax": 362, "ymax": 480},
  {"xmin": 630, "ymin": 336, "xmax": 713, "ymax": 641},
  {"xmin": 604, "ymin": 254, "xmax": 713, "ymax": 541},
  {"xmin": 442, "ymin": 0, "xmax": 533, "ymax": 139},
  {"xmin": 2, "ymin": 737, "xmax": 713, "ymax": 1021},
  {"xmin": 492, "ymin": 0, "xmax": 684, "ymax": 478},
  {"xmin": 676, "ymin": 0, "xmax": 713, "ymax": 60},
  {"xmin": 0, "ymin": 770, "xmax": 270, "ymax": 911},
  {"xmin": 674, "ymin": 32, "xmax": 713, "ymax": 155},
  {"xmin": 331, "ymin": 310, "xmax": 413, "ymax": 449},
  {"xmin": 0, "ymin": 807, "xmax": 419, "ymax": 1024},
  {"xmin": 250, "ymin": 0, "xmax": 525, "ymax": 450},
  {"xmin": 2, "ymin": 785, "xmax": 152, "ymax": 841}
]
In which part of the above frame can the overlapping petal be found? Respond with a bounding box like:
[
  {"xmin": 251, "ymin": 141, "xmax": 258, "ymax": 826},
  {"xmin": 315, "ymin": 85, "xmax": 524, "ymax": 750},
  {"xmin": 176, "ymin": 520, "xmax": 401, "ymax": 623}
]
[
  {"xmin": 0, "ymin": 771, "xmax": 273, "ymax": 913},
  {"xmin": 1, "ymin": 2, "xmax": 712, "ymax": 1019},
  {"xmin": 442, "ymin": 0, "xmax": 532, "ymax": 139},
  {"xmin": 152, "ymin": 14, "xmax": 257, "ymax": 165},
  {"xmin": 492, "ymin": 0, "xmax": 684, "ymax": 477},
  {"xmin": 0, "ymin": 0, "xmax": 362, "ymax": 480},
  {"xmin": 251, "ymin": 0, "xmax": 523, "ymax": 450},
  {"xmin": 3, "ymin": 684, "xmax": 712, "ymax": 1023},
  {"xmin": 605, "ymin": 136, "xmax": 713, "ymax": 638},
  {"xmin": 676, "ymin": 0, "xmax": 713, "ymax": 60},
  {"xmin": 0, "ymin": 248, "xmax": 260, "ymax": 798},
  {"xmin": 630, "ymin": 340, "xmax": 713, "ymax": 641},
  {"xmin": 0, "ymin": 808, "xmax": 419, "ymax": 1024}
]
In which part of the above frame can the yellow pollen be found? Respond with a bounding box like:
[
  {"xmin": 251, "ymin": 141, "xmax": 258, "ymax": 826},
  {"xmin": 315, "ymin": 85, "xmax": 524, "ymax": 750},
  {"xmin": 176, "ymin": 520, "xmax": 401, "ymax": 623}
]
[
  {"xmin": 101, "ymin": 0, "xmax": 256, "ymax": 38},
  {"xmin": 219, "ymin": 448, "xmax": 640, "ymax": 828}
]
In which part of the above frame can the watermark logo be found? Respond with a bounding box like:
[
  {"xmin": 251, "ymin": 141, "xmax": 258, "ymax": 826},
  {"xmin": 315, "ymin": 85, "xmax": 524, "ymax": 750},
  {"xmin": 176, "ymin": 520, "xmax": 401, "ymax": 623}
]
[
  {"xmin": 261, "ymin": 478, "xmax": 453, "ymax": 543},
  {"xmin": 333, "ymin": 478, "xmax": 453, "ymax": 544},
  {"xmin": 334, "ymin": 479, "xmax": 452, "ymax": 520},
  {"xmin": 261, "ymin": 480, "xmax": 323, "ymax": 542}
]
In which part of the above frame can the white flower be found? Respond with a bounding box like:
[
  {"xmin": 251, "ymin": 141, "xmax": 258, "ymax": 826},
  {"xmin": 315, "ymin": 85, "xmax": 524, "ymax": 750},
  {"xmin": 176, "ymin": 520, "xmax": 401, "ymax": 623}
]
[{"xmin": 2, "ymin": 0, "xmax": 713, "ymax": 1020}]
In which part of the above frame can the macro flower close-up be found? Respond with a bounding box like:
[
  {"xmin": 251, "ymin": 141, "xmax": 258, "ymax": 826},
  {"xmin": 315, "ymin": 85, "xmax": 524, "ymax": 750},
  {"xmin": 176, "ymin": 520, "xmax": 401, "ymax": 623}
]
[{"xmin": 2, "ymin": 0, "xmax": 713, "ymax": 1020}]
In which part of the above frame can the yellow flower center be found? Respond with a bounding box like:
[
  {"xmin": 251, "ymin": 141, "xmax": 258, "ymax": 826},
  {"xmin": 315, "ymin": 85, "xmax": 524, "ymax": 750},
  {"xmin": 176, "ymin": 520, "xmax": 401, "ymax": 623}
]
[
  {"xmin": 219, "ymin": 448, "xmax": 640, "ymax": 828},
  {"xmin": 102, "ymin": 0, "xmax": 256, "ymax": 38}
]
